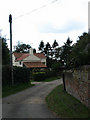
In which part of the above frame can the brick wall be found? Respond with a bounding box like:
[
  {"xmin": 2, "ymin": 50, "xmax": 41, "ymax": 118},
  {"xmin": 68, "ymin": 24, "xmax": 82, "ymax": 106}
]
[{"xmin": 64, "ymin": 65, "xmax": 90, "ymax": 108}]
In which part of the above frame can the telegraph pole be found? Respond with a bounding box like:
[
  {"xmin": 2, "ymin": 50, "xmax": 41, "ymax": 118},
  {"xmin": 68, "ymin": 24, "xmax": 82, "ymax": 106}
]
[{"xmin": 9, "ymin": 14, "xmax": 14, "ymax": 86}]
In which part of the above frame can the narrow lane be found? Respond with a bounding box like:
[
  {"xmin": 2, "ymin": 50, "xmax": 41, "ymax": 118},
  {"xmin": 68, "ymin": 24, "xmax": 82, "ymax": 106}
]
[{"xmin": 2, "ymin": 79, "xmax": 62, "ymax": 118}]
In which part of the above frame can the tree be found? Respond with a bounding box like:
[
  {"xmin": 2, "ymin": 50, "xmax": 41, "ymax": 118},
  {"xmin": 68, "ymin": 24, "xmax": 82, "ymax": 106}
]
[
  {"xmin": 52, "ymin": 40, "xmax": 59, "ymax": 59},
  {"xmin": 70, "ymin": 32, "xmax": 89, "ymax": 67},
  {"xmin": 38, "ymin": 40, "xmax": 44, "ymax": 53},
  {"xmin": 44, "ymin": 42, "xmax": 51, "ymax": 58},
  {"xmin": 33, "ymin": 48, "xmax": 36, "ymax": 53},
  {"xmin": 60, "ymin": 37, "xmax": 72, "ymax": 69},
  {"xmin": 14, "ymin": 41, "xmax": 31, "ymax": 53},
  {"xmin": 2, "ymin": 38, "xmax": 10, "ymax": 65},
  {"xmin": 52, "ymin": 40, "xmax": 59, "ymax": 48}
]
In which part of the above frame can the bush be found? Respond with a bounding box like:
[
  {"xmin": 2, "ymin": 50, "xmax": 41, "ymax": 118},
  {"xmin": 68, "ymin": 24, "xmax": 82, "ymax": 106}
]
[
  {"xmin": 2, "ymin": 66, "xmax": 31, "ymax": 85},
  {"xmin": 33, "ymin": 70, "xmax": 57, "ymax": 81},
  {"xmin": 33, "ymin": 72, "xmax": 45, "ymax": 81},
  {"xmin": 45, "ymin": 70, "xmax": 57, "ymax": 78},
  {"xmin": 2, "ymin": 65, "xmax": 11, "ymax": 85},
  {"xmin": 13, "ymin": 66, "xmax": 30, "ymax": 84}
]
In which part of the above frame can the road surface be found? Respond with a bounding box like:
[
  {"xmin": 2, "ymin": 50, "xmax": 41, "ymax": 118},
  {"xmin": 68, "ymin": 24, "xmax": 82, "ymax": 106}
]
[{"xmin": 2, "ymin": 79, "xmax": 62, "ymax": 118}]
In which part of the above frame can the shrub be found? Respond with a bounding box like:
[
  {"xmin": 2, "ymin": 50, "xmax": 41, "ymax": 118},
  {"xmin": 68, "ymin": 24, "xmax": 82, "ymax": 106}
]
[
  {"xmin": 33, "ymin": 72, "xmax": 45, "ymax": 81},
  {"xmin": 2, "ymin": 66, "xmax": 31, "ymax": 85},
  {"xmin": 33, "ymin": 70, "xmax": 57, "ymax": 81},
  {"xmin": 45, "ymin": 70, "xmax": 57, "ymax": 78},
  {"xmin": 13, "ymin": 66, "xmax": 30, "ymax": 84},
  {"xmin": 2, "ymin": 65, "xmax": 11, "ymax": 85}
]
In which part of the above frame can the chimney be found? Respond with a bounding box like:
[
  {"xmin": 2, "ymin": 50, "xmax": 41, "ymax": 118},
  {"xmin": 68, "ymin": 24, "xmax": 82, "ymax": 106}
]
[{"xmin": 29, "ymin": 48, "xmax": 33, "ymax": 54}]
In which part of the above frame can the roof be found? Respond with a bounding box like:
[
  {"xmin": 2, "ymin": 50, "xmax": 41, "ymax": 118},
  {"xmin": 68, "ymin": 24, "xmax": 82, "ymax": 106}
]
[
  {"xmin": 34, "ymin": 53, "xmax": 46, "ymax": 59},
  {"xmin": 13, "ymin": 52, "xmax": 25, "ymax": 58},
  {"xmin": 17, "ymin": 54, "xmax": 29, "ymax": 61},
  {"xmin": 13, "ymin": 52, "xmax": 46, "ymax": 61},
  {"xmin": 24, "ymin": 62, "xmax": 47, "ymax": 68}
]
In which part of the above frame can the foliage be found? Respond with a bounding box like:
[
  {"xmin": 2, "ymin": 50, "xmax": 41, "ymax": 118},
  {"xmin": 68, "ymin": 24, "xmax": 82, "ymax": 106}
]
[
  {"xmin": 44, "ymin": 42, "xmax": 51, "ymax": 58},
  {"xmin": 52, "ymin": 40, "xmax": 59, "ymax": 48},
  {"xmin": 2, "ymin": 38, "xmax": 10, "ymax": 65},
  {"xmin": 38, "ymin": 40, "xmax": 44, "ymax": 53},
  {"xmin": 13, "ymin": 66, "xmax": 30, "ymax": 84},
  {"xmin": 60, "ymin": 37, "xmax": 73, "ymax": 69},
  {"xmin": 33, "ymin": 72, "xmax": 45, "ymax": 81},
  {"xmin": 39, "ymin": 32, "xmax": 90, "ymax": 70},
  {"xmin": 69, "ymin": 32, "xmax": 89, "ymax": 68},
  {"xmin": 2, "ymin": 65, "xmax": 11, "ymax": 85},
  {"xmin": 2, "ymin": 66, "xmax": 31, "ymax": 85},
  {"xmin": 51, "ymin": 62, "xmax": 62, "ymax": 72},
  {"xmin": 33, "ymin": 70, "xmax": 57, "ymax": 81},
  {"xmin": 14, "ymin": 41, "xmax": 31, "ymax": 53},
  {"xmin": 45, "ymin": 70, "xmax": 57, "ymax": 78},
  {"xmin": 38, "ymin": 40, "xmax": 59, "ymax": 68}
]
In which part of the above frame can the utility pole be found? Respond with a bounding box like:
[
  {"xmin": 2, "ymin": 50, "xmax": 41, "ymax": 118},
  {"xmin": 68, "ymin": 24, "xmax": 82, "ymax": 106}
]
[{"xmin": 9, "ymin": 14, "xmax": 14, "ymax": 86}]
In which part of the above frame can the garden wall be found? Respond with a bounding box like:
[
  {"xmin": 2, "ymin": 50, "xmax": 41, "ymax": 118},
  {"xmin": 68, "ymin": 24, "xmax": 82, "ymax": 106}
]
[{"xmin": 64, "ymin": 65, "xmax": 90, "ymax": 108}]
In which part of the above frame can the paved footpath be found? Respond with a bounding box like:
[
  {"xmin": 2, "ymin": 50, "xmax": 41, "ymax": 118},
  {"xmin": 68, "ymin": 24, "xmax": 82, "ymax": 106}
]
[{"xmin": 2, "ymin": 79, "xmax": 62, "ymax": 118}]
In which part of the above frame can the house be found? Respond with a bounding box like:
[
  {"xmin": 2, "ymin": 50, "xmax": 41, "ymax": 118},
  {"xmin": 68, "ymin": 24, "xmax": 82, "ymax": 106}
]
[{"xmin": 13, "ymin": 48, "xmax": 47, "ymax": 70}]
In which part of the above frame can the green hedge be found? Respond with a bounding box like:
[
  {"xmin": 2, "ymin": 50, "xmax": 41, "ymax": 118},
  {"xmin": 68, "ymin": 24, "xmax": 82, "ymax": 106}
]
[
  {"xmin": 2, "ymin": 65, "xmax": 11, "ymax": 85},
  {"xmin": 33, "ymin": 72, "xmax": 45, "ymax": 81},
  {"xmin": 2, "ymin": 66, "xmax": 31, "ymax": 85},
  {"xmin": 33, "ymin": 70, "xmax": 57, "ymax": 81},
  {"xmin": 45, "ymin": 70, "xmax": 57, "ymax": 78}
]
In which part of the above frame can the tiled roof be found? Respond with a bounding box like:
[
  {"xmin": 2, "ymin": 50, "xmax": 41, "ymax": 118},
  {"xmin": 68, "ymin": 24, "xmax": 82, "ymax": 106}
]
[
  {"xmin": 13, "ymin": 52, "xmax": 25, "ymax": 58},
  {"xmin": 13, "ymin": 52, "xmax": 46, "ymax": 61},
  {"xmin": 34, "ymin": 53, "xmax": 46, "ymax": 58},
  {"xmin": 17, "ymin": 54, "xmax": 29, "ymax": 61},
  {"xmin": 24, "ymin": 62, "xmax": 47, "ymax": 68}
]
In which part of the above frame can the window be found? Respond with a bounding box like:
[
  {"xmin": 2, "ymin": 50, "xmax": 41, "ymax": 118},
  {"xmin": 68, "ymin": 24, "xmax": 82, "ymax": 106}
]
[{"xmin": 19, "ymin": 61, "xmax": 21, "ymax": 65}]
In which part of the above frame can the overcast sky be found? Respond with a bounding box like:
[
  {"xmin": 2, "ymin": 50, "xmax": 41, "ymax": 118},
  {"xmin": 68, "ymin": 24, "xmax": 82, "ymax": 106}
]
[{"xmin": 0, "ymin": 0, "xmax": 89, "ymax": 51}]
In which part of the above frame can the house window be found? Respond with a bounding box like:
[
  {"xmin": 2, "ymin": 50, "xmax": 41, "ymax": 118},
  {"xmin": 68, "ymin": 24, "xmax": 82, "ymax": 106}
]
[{"xmin": 19, "ymin": 61, "xmax": 21, "ymax": 65}]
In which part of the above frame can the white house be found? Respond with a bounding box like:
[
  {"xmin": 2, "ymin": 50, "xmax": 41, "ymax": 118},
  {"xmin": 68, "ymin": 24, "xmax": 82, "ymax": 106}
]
[{"xmin": 13, "ymin": 48, "xmax": 47, "ymax": 69}]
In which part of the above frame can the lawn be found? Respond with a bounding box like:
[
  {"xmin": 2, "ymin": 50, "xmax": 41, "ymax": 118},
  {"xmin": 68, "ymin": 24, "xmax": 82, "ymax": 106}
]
[
  {"xmin": 2, "ymin": 82, "xmax": 34, "ymax": 97},
  {"xmin": 46, "ymin": 84, "xmax": 90, "ymax": 118}
]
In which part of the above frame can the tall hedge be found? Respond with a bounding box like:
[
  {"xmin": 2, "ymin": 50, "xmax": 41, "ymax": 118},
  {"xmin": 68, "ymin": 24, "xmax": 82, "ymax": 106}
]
[
  {"xmin": 2, "ymin": 65, "xmax": 11, "ymax": 85},
  {"xmin": 2, "ymin": 66, "xmax": 31, "ymax": 85},
  {"xmin": 33, "ymin": 70, "xmax": 57, "ymax": 81}
]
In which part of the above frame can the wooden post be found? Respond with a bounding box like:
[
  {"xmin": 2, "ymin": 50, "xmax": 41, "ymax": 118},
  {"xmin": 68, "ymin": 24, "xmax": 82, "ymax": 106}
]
[
  {"xmin": 63, "ymin": 73, "xmax": 66, "ymax": 91},
  {"xmin": 9, "ymin": 14, "xmax": 14, "ymax": 86}
]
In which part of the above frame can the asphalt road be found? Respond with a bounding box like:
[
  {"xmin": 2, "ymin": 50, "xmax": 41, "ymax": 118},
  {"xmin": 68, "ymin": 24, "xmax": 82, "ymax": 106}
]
[{"xmin": 2, "ymin": 79, "xmax": 62, "ymax": 118}]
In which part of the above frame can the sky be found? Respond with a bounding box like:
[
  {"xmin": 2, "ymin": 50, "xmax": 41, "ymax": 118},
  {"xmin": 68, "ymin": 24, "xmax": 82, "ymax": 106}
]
[{"xmin": 0, "ymin": 0, "xmax": 89, "ymax": 51}]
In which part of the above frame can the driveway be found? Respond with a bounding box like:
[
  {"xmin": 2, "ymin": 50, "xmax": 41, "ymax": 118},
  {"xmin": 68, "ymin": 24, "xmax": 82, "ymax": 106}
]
[{"xmin": 2, "ymin": 79, "xmax": 62, "ymax": 118}]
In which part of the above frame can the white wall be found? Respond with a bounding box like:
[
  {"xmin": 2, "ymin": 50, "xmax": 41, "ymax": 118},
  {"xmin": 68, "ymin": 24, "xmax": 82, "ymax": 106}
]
[
  {"xmin": 23, "ymin": 54, "xmax": 41, "ymax": 62},
  {"xmin": 13, "ymin": 54, "xmax": 23, "ymax": 67},
  {"xmin": 13, "ymin": 53, "xmax": 47, "ymax": 67}
]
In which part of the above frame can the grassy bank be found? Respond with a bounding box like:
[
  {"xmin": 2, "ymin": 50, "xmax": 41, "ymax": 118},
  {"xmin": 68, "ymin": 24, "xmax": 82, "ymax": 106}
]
[
  {"xmin": 2, "ymin": 82, "xmax": 34, "ymax": 97},
  {"xmin": 46, "ymin": 85, "xmax": 90, "ymax": 118}
]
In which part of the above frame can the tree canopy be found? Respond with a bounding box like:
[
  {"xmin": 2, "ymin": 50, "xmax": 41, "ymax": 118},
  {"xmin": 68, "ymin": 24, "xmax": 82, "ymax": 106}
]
[
  {"xmin": 38, "ymin": 32, "xmax": 90, "ymax": 69},
  {"xmin": 2, "ymin": 37, "xmax": 10, "ymax": 65},
  {"xmin": 14, "ymin": 41, "xmax": 31, "ymax": 53}
]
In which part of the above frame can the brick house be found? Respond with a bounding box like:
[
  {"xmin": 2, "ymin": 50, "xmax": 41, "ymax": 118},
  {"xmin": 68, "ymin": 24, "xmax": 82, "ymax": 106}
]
[{"xmin": 13, "ymin": 48, "xmax": 47, "ymax": 69}]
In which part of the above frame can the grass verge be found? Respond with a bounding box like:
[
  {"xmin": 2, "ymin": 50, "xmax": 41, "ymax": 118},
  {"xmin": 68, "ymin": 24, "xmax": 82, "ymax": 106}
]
[
  {"xmin": 2, "ymin": 82, "xmax": 35, "ymax": 98},
  {"xmin": 45, "ymin": 84, "xmax": 90, "ymax": 118}
]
